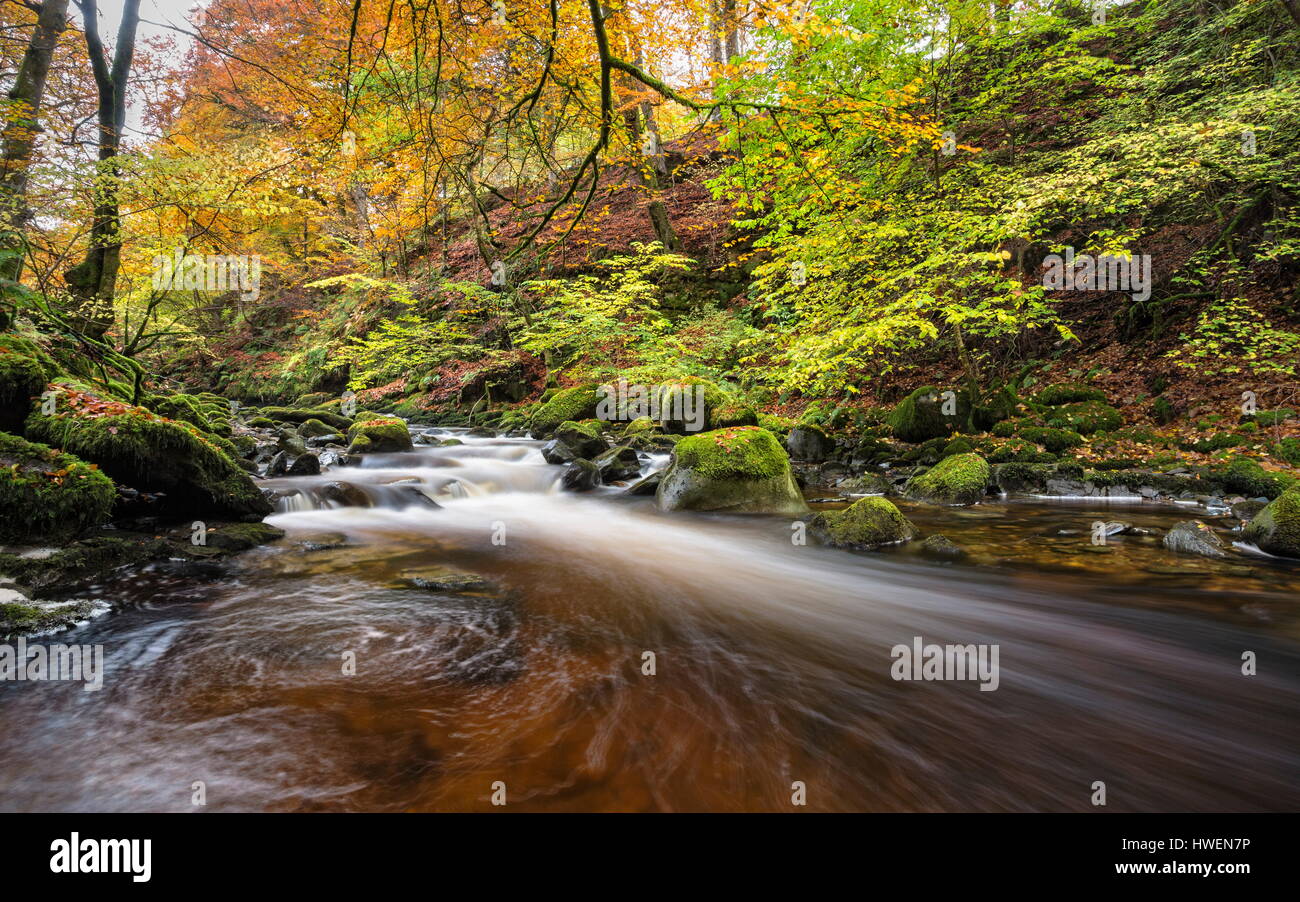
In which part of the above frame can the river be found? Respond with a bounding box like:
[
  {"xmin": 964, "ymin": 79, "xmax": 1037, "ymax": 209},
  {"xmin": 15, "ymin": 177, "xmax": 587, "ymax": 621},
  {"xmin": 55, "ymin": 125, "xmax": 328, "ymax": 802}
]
[{"xmin": 1, "ymin": 431, "xmax": 1297, "ymax": 811}]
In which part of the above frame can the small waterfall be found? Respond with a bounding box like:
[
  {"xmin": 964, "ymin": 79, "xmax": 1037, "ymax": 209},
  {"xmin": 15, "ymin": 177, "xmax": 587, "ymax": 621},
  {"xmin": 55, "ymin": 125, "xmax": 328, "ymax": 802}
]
[{"xmin": 262, "ymin": 431, "xmax": 566, "ymax": 513}]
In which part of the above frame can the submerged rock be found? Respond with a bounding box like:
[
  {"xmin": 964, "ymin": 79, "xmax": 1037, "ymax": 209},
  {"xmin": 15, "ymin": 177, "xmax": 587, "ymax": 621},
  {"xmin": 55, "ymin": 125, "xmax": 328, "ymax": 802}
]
[
  {"xmin": 920, "ymin": 534, "xmax": 966, "ymax": 559},
  {"xmin": 810, "ymin": 496, "xmax": 917, "ymax": 549},
  {"xmin": 1162, "ymin": 520, "xmax": 1231, "ymax": 560},
  {"xmin": 1242, "ymin": 489, "xmax": 1300, "ymax": 558},
  {"xmin": 905, "ymin": 453, "xmax": 991, "ymax": 505},
  {"xmin": 656, "ymin": 427, "xmax": 807, "ymax": 515}
]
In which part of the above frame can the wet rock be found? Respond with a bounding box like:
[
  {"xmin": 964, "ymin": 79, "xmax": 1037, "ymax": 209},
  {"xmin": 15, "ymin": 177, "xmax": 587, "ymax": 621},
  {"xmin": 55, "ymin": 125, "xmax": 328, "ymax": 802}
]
[
  {"xmin": 810, "ymin": 496, "xmax": 917, "ymax": 549},
  {"xmin": 306, "ymin": 433, "xmax": 344, "ymax": 448},
  {"xmin": 266, "ymin": 450, "xmax": 291, "ymax": 477},
  {"xmin": 1162, "ymin": 520, "xmax": 1231, "ymax": 560},
  {"xmin": 552, "ymin": 421, "xmax": 607, "ymax": 458},
  {"xmin": 276, "ymin": 433, "xmax": 308, "ymax": 457},
  {"xmin": 626, "ymin": 471, "xmax": 662, "ymax": 496},
  {"xmin": 1232, "ymin": 499, "xmax": 1269, "ymax": 522},
  {"xmin": 320, "ymin": 481, "xmax": 371, "ymax": 507},
  {"xmin": 287, "ymin": 452, "xmax": 321, "ymax": 476},
  {"xmin": 594, "ymin": 445, "xmax": 641, "ymax": 483},
  {"xmin": 318, "ymin": 449, "xmax": 351, "ymax": 468},
  {"xmin": 785, "ymin": 425, "xmax": 834, "ymax": 461},
  {"xmin": 656, "ymin": 428, "xmax": 807, "ymax": 515},
  {"xmin": 920, "ymin": 534, "xmax": 966, "ymax": 559},
  {"xmin": 467, "ymin": 426, "xmax": 495, "ymax": 437},
  {"xmin": 1242, "ymin": 489, "xmax": 1300, "ymax": 558},
  {"xmin": 905, "ymin": 453, "xmax": 991, "ymax": 505},
  {"xmin": 838, "ymin": 472, "xmax": 891, "ymax": 495},
  {"xmin": 540, "ymin": 438, "xmax": 579, "ymax": 465},
  {"xmin": 392, "ymin": 485, "xmax": 442, "ymax": 508},
  {"xmin": 561, "ymin": 459, "xmax": 599, "ymax": 491}
]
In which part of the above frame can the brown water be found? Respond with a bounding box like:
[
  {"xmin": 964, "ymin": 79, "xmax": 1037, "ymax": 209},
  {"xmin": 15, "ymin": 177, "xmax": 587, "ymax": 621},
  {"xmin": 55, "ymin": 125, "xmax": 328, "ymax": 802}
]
[{"xmin": 1, "ymin": 432, "xmax": 1297, "ymax": 812}]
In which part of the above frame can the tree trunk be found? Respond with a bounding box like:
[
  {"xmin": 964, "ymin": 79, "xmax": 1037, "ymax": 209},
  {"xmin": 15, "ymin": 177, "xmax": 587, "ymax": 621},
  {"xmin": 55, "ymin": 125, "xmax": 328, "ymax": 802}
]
[
  {"xmin": 0, "ymin": 0, "xmax": 72, "ymax": 317},
  {"xmin": 64, "ymin": 0, "xmax": 141, "ymax": 340},
  {"xmin": 621, "ymin": 49, "xmax": 680, "ymax": 251}
]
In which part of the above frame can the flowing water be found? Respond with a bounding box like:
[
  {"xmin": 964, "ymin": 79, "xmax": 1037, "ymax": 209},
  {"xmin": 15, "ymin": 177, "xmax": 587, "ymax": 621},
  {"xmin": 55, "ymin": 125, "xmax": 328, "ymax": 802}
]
[{"xmin": 1, "ymin": 431, "xmax": 1297, "ymax": 811}]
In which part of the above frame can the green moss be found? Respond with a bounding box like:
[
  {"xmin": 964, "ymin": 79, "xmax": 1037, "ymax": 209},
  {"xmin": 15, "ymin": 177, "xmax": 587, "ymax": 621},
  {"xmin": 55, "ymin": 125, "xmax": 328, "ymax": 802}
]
[
  {"xmin": 810, "ymin": 496, "xmax": 917, "ymax": 549},
  {"xmin": 671, "ymin": 427, "xmax": 789, "ymax": 480},
  {"xmin": 259, "ymin": 406, "xmax": 354, "ymax": 430},
  {"xmin": 1045, "ymin": 401, "xmax": 1122, "ymax": 435},
  {"xmin": 941, "ymin": 437, "xmax": 974, "ymax": 458},
  {"xmin": 1179, "ymin": 432, "xmax": 1241, "ymax": 453},
  {"xmin": 1243, "ymin": 487, "xmax": 1300, "ymax": 557},
  {"xmin": 1275, "ymin": 438, "xmax": 1300, "ymax": 467},
  {"xmin": 298, "ymin": 417, "xmax": 336, "ymax": 438},
  {"xmin": 148, "ymin": 393, "xmax": 214, "ymax": 432},
  {"xmin": 531, "ymin": 385, "xmax": 600, "ymax": 433},
  {"xmin": 25, "ymin": 396, "xmax": 271, "ymax": 519},
  {"xmin": 1033, "ymin": 383, "xmax": 1107, "ymax": 405},
  {"xmin": 988, "ymin": 438, "xmax": 1055, "ymax": 463},
  {"xmin": 888, "ymin": 386, "xmax": 958, "ymax": 444},
  {"xmin": 622, "ymin": 415, "xmax": 655, "ymax": 436},
  {"xmin": 711, "ymin": 402, "xmax": 758, "ymax": 429},
  {"xmin": 1254, "ymin": 409, "xmax": 1294, "ymax": 428},
  {"xmin": 757, "ymin": 413, "xmax": 797, "ymax": 435},
  {"xmin": 1210, "ymin": 457, "xmax": 1296, "ymax": 499},
  {"xmin": 906, "ymin": 452, "xmax": 990, "ymax": 505},
  {"xmin": 657, "ymin": 426, "xmax": 806, "ymax": 514},
  {"xmin": 0, "ymin": 333, "xmax": 54, "ymax": 432},
  {"xmin": 294, "ymin": 391, "xmax": 333, "ymax": 408},
  {"xmin": 1019, "ymin": 426, "xmax": 1084, "ymax": 454},
  {"xmin": 0, "ymin": 432, "xmax": 115, "ymax": 542},
  {"xmin": 249, "ymin": 416, "xmax": 274, "ymax": 428},
  {"xmin": 346, "ymin": 416, "xmax": 412, "ymax": 453}
]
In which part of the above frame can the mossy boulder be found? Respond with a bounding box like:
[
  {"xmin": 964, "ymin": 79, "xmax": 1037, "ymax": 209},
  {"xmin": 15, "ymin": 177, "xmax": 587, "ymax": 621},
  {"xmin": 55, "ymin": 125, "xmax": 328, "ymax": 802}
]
[
  {"xmin": 298, "ymin": 417, "xmax": 336, "ymax": 439},
  {"xmin": 0, "ymin": 432, "xmax": 116, "ymax": 542},
  {"xmin": 656, "ymin": 426, "xmax": 808, "ymax": 515},
  {"xmin": 1211, "ymin": 457, "xmax": 1295, "ymax": 500},
  {"xmin": 888, "ymin": 386, "xmax": 960, "ymax": 443},
  {"xmin": 711, "ymin": 402, "xmax": 758, "ymax": 429},
  {"xmin": 809, "ymin": 496, "xmax": 917, "ymax": 549},
  {"xmin": 24, "ymin": 392, "xmax": 271, "ymax": 519},
  {"xmin": 1019, "ymin": 426, "xmax": 1084, "ymax": 454},
  {"xmin": 553, "ymin": 420, "xmax": 606, "ymax": 458},
  {"xmin": 1242, "ymin": 488, "xmax": 1300, "ymax": 558},
  {"xmin": 1033, "ymin": 383, "xmax": 1107, "ymax": 406},
  {"xmin": 259, "ymin": 406, "xmax": 354, "ymax": 430},
  {"xmin": 531, "ymin": 385, "xmax": 600, "ymax": 434},
  {"xmin": 0, "ymin": 333, "xmax": 54, "ymax": 432},
  {"xmin": 622, "ymin": 415, "xmax": 656, "ymax": 437},
  {"xmin": 905, "ymin": 452, "xmax": 990, "ymax": 505},
  {"xmin": 346, "ymin": 417, "xmax": 412, "ymax": 453},
  {"xmin": 1046, "ymin": 401, "xmax": 1122, "ymax": 435}
]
